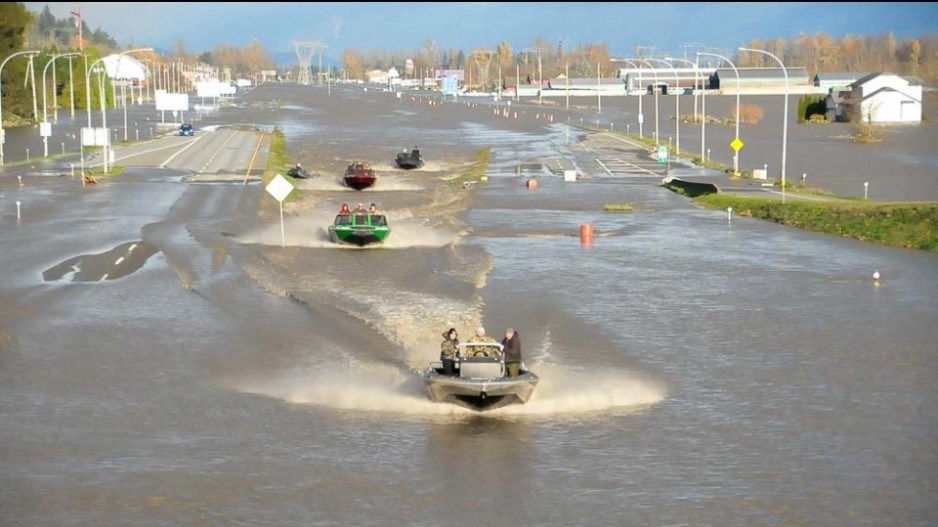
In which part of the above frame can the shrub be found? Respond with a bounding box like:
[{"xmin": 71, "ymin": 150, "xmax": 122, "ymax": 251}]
[{"xmin": 734, "ymin": 103, "xmax": 765, "ymax": 124}]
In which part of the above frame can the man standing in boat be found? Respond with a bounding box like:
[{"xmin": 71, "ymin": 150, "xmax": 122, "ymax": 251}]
[
  {"xmin": 502, "ymin": 328, "xmax": 522, "ymax": 377},
  {"xmin": 440, "ymin": 328, "xmax": 460, "ymax": 376}
]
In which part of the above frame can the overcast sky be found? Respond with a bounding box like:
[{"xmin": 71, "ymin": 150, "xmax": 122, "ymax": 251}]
[{"xmin": 28, "ymin": 2, "xmax": 938, "ymax": 58}]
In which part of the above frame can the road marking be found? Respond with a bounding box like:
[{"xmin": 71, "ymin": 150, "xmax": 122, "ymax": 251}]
[
  {"xmin": 595, "ymin": 158, "xmax": 613, "ymax": 176},
  {"xmin": 114, "ymin": 257, "xmax": 125, "ymax": 266},
  {"xmin": 112, "ymin": 139, "xmax": 194, "ymax": 163},
  {"xmin": 159, "ymin": 133, "xmax": 208, "ymax": 168},
  {"xmin": 244, "ymin": 132, "xmax": 267, "ymax": 185},
  {"xmin": 197, "ymin": 130, "xmax": 238, "ymax": 173},
  {"xmin": 99, "ymin": 274, "xmax": 109, "ymax": 282},
  {"xmin": 128, "ymin": 243, "xmax": 137, "ymax": 252}
]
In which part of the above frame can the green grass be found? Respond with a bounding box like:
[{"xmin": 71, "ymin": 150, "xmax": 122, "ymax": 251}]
[
  {"xmin": 263, "ymin": 127, "xmax": 289, "ymax": 185},
  {"xmin": 603, "ymin": 203, "xmax": 635, "ymax": 211},
  {"xmin": 85, "ymin": 165, "xmax": 126, "ymax": 177},
  {"xmin": 696, "ymin": 193, "xmax": 938, "ymax": 251},
  {"xmin": 448, "ymin": 147, "xmax": 491, "ymax": 188},
  {"xmin": 261, "ymin": 127, "xmax": 301, "ymax": 202}
]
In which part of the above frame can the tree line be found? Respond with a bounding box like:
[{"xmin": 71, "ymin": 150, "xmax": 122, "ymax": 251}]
[
  {"xmin": 739, "ymin": 32, "xmax": 937, "ymax": 84},
  {"xmin": 342, "ymin": 38, "xmax": 611, "ymax": 85},
  {"xmin": 0, "ymin": 3, "xmax": 276, "ymax": 126}
]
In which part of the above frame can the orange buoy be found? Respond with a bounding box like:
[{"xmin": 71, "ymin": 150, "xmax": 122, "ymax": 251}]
[
  {"xmin": 526, "ymin": 178, "xmax": 539, "ymax": 190},
  {"xmin": 580, "ymin": 224, "xmax": 594, "ymax": 244}
]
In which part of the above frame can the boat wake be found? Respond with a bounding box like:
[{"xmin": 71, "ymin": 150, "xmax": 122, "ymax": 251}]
[
  {"xmin": 235, "ymin": 215, "xmax": 456, "ymax": 249},
  {"xmin": 227, "ymin": 361, "xmax": 665, "ymax": 418}
]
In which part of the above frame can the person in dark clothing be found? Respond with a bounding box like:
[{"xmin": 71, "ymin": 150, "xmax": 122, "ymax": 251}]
[
  {"xmin": 440, "ymin": 328, "xmax": 460, "ymax": 376},
  {"xmin": 501, "ymin": 328, "xmax": 521, "ymax": 377}
]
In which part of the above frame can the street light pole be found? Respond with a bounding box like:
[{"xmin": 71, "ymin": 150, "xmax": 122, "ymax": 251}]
[
  {"xmin": 698, "ymin": 52, "xmax": 741, "ymax": 175},
  {"xmin": 43, "ymin": 53, "xmax": 80, "ymax": 124},
  {"xmin": 0, "ymin": 50, "xmax": 40, "ymax": 167},
  {"xmin": 84, "ymin": 48, "xmax": 153, "ymax": 172},
  {"xmin": 666, "ymin": 56, "xmax": 700, "ymax": 146},
  {"xmin": 635, "ymin": 58, "xmax": 660, "ymax": 145},
  {"xmin": 647, "ymin": 58, "xmax": 679, "ymax": 156},
  {"xmin": 611, "ymin": 58, "xmax": 643, "ymax": 138},
  {"xmin": 740, "ymin": 47, "xmax": 788, "ymax": 201}
]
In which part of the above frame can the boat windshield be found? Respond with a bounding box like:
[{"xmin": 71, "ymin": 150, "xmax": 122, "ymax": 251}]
[
  {"xmin": 353, "ymin": 214, "xmax": 368, "ymax": 225},
  {"xmin": 370, "ymin": 215, "xmax": 387, "ymax": 226},
  {"xmin": 335, "ymin": 214, "xmax": 351, "ymax": 225}
]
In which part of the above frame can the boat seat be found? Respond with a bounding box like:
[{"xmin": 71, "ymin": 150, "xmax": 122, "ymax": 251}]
[{"xmin": 459, "ymin": 357, "xmax": 503, "ymax": 379}]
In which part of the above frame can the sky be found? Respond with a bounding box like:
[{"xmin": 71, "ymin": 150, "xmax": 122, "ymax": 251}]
[{"xmin": 28, "ymin": 2, "xmax": 938, "ymax": 62}]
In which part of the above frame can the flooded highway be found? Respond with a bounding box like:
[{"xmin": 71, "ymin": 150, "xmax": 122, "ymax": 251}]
[{"xmin": 1, "ymin": 84, "xmax": 936, "ymax": 525}]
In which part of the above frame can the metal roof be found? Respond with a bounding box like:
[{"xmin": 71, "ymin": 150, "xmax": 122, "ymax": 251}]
[{"xmin": 713, "ymin": 67, "xmax": 809, "ymax": 81}]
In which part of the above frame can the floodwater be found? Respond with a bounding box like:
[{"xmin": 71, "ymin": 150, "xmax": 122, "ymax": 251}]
[{"xmin": 1, "ymin": 84, "xmax": 936, "ymax": 526}]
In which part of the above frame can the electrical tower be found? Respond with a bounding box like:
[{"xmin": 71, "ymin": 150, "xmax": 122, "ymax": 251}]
[
  {"xmin": 470, "ymin": 49, "xmax": 495, "ymax": 90},
  {"xmin": 293, "ymin": 40, "xmax": 323, "ymax": 85}
]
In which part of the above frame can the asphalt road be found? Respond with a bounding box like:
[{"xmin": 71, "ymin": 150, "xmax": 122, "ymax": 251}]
[{"xmin": 88, "ymin": 126, "xmax": 268, "ymax": 182}]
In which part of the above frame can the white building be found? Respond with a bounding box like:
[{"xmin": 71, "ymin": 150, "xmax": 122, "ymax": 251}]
[{"xmin": 837, "ymin": 73, "xmax": 923, "ymax": 123}]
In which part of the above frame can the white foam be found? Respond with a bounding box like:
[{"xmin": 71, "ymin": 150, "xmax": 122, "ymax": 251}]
[
  {"xmin": 230, "ymin": 361, "xmax": 665, "ymax": 419},
  {"xmin": 235, "ymin": 215, "xmax": 456, "ymax": 249}
]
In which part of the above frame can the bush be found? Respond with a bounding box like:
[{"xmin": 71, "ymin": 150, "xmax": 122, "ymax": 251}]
[
  {"xmin": 734, "ymin": 103, "xmax": 765, "ymax": 124},
  {"xmin": 798, "ymin": 95, "xmax": 827, "ymax": 123}
]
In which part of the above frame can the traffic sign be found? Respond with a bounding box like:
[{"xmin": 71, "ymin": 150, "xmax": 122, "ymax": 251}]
[
  {"xmin": 730, "ymin": 137, "xmax": 744, "ymax": 152},
  {"xmin": 265, "ymin": 173, "xmax": 295, "ymax": 248},
  {"xmin": 657, "ymin": 145, "xmax": 669, "ymax": 163},
  {"xmin": 265, "ymin": 173, "xmax": 294, "ymax": 203}
]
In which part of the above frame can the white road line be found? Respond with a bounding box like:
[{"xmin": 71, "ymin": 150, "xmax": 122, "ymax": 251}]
[
  {"xmin": 128, "ymin": 243, "xmax": 137, "ymax": 252},
  {"xmin": 113, "ymin": 140, "xmax": 195, "ymax": 163},
  {"xmin": 595, "ymin": 159, "xmax": 613, "ymax": 176},
  {"xmin": 578, "ymin": 140, "xmax": 593, "ymax": 153},
  {"xmin": 197, "ymin": 131, "xmax": 238, "ymax": 173},
  {"xmin": 99, "ymin": 274, "xmax": 109, "ymax": 282},
  {"xmin": 114, "ymin": 257, "xmax": 125, "ymax": 266},
  {"xmin": 160, "ymin": 133, "xmax": 208, "ymax": 168}
]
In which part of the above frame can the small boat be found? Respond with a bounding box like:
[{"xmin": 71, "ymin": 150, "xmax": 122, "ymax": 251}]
[
  {"xmin": 394, "ymin": 147, "xmax": 424, "ymax": 170},
  {"xmin": 328, "ymin": 204, "xmax": 390, "ymax": 246},
  {"xmin": 287, "ymin": 164, "xmax": 311, "ymax": 179},
  {"xmin": 423, "ymin": 341, "xmax": 538, "ymax": 411},
  {"xmin": 344, "ymin": 161, "xmax": 376, "ymax": 190}
]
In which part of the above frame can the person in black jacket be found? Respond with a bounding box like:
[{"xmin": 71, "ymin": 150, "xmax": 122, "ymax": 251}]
[{"xmin": 501, "ymin": 328, "xmax": 521, "ymax": 377}]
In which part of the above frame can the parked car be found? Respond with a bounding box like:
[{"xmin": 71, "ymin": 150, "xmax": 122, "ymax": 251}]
[{"xmin": 179, "ymin": 124, "xmax": 194, "ymax": 136}]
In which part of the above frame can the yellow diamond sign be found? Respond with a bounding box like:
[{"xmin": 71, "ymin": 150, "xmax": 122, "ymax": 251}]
[{"xmin": 730, "ymin": 138, "xmax": 744, "ymax": 152}]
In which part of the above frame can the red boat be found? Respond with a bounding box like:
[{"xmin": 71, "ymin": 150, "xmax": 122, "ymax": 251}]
[{"xmin": 344, "ymin": 161, "xmax": 376, "ymax": 190}]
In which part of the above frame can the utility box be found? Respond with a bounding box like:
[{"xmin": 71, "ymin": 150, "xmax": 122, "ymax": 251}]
[
  {"xmin": 563, "ymin": 169, "xmax": 577, "ymax": 182},
  {"xmin": 753, "ymin": 169, "xmax": 767, "ymax": 180}
]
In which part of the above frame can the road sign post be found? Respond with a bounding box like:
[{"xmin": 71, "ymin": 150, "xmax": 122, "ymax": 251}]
[{"xmin": 265, "ymin": 174, "xmax": 295, "ymax": 248}]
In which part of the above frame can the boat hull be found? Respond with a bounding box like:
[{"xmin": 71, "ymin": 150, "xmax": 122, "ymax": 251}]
[
  {"xmin": 344, "ymin": 175, "xmax": 376, "ymax": 190},
  {"xmin": 329, "ymin": 226, "xmax": 389, "ymax": 246},
  {"xmin": 394, "ymin": 153, "xmax": 424, "ymax": 170},
  {"xmin": 423, "ymin": 366, "xmax": 538, "ymax": 411}
]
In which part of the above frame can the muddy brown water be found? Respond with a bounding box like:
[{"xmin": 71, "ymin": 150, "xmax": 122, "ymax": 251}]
[{"xmin": 0, "ymin": 84, "xmax": 935, "ymax": 526}]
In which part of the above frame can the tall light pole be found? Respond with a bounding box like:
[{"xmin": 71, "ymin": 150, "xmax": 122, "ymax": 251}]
[
  {"xmin": 646, "ymin": 58, "xmax": 680, "ymax": 156},
  {"xmin": 611, "ymin": 57, "xmax": 643, "ymax": 138},
  {"xmin": 698, "ymin": 55, "xmax": 706, "ymax": 160},
  {"xmin": 0, "ymin": 50, "xmax": 40, "ymax": 166},
  {"xmin": 85, "ymin": 48, "xmax": 152, "ymax": 172},
  {"xmin": 740, "ymin": 46, "xmax": 788, "ymax": 200},
  {"xmin": 43, "ymin": 53, "xmax": 80, "ymax": 124},
  {"xmin": 698, "ymin": 52, "xmax": 741, "ymax": 175},
  {"xmin": 521, "ymin": 47, "xmax": 542, "ymax": 104},
  {"xmin": 665, "ymin": 56, "xmax": 699, "ymax": 129},
  {"xmin": 635, "ymin": 58, "xmax": 660, "ymax": 145}
]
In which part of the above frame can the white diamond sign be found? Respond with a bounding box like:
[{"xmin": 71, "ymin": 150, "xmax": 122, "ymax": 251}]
[
  {"xmin": 265, "ymin": 173, "xmax": 294, "ymax": 203},
  {"xmin": 265, "ymin": 173, "xmax": 295, "ymax": 248}
]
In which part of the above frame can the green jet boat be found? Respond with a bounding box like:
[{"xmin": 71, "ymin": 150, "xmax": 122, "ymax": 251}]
[{"xmin": 328, "ymin": 204, "xmax": 391, "ymax": 247}]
